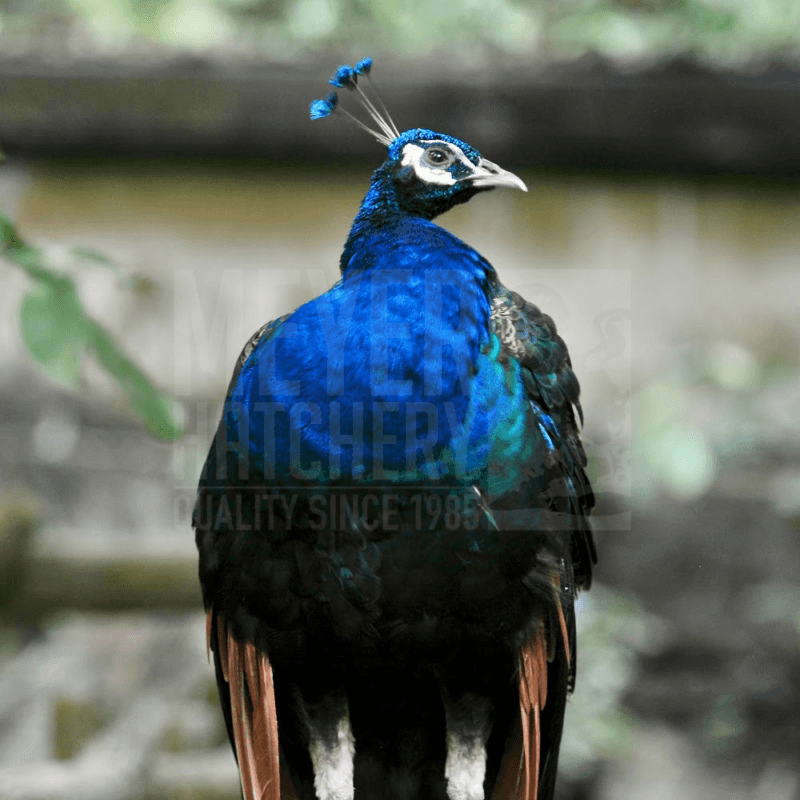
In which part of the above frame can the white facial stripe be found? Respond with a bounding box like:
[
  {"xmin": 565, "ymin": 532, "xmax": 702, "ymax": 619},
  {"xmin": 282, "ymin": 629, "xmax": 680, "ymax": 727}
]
[{"xmin": 400, "ymin": 141, "xmax": 476, "ymax": 187}]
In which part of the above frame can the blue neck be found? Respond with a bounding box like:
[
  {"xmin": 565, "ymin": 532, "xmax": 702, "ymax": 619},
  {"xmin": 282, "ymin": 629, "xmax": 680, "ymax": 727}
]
[
  {"xmin": 340, "ymin": 162, "xmax": 483, "ymax": 275},
  {"xmin": 340, "ymin": 166, "xmax": 403, "ymax": 273}
]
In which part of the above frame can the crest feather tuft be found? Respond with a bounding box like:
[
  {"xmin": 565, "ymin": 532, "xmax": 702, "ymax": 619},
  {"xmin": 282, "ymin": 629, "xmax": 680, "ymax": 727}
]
[
  {"xmin": 329, "ymin": 65, "xmax": 357, "ymax": 89},
  {"xmin": 311, "ymin": 57, "xmax": 399, "ymax": 145}
]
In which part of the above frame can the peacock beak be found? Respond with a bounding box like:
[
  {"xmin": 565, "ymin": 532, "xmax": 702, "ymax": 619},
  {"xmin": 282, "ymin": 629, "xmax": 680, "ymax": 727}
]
[{"xmin": 467, "ymin": 158, "xmax": 528, "ymax": 192}]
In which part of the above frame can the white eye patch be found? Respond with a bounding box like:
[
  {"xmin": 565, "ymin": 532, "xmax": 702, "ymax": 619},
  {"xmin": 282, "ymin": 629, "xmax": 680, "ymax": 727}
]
[{"xmin": 400, "ymin": 142, "xmax": 475, "ymax": 186}]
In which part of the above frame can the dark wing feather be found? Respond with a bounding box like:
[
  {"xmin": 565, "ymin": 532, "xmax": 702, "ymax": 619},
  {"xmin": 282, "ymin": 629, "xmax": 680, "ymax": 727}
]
[
  {"xmin": 490, "ymin": 285, "xmax": 596, "ymax": 592},
  {"xmin": 489, "ymin": 285, "xmax": 596, "ymax": 800},
  {"xmin": 196, "ymin": 318, "xmax": 297, "ymax": 800}
]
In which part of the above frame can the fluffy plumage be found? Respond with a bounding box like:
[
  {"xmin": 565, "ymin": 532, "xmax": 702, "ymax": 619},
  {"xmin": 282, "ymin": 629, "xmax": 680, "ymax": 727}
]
[{"xmin": 195, "ymin": 61, "xmax": 595, "ymax": 800}]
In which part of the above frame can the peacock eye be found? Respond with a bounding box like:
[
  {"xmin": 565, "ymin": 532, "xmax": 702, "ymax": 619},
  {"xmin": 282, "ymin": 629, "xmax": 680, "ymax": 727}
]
[{"xmin": 422, "ymin": 146, "xmax": 454, "ymax": 168}]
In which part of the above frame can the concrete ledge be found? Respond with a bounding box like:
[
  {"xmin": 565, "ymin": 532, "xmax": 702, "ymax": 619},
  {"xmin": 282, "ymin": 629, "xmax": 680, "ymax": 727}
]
[
  {"xmin": 6, "ymin": 527, "xmax": 201, "ymax": 620},
  {"xmin": 1, "ymin": 56, "xmax": 800, "ymax": 174}
]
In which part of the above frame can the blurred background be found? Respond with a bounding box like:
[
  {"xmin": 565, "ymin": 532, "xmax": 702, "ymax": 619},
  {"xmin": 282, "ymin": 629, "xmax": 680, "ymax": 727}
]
[{"xmin": 1, "ymin": 1, "xmax": 799, "ymax": 798}]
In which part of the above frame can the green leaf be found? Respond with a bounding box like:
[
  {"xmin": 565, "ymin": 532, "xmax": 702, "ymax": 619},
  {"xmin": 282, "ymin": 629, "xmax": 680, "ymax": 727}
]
[
  {"xmin": 19, "ymin": 276, "xmax": 89, "ymax": 388},
  {"xmin": 10, "ymin": 217, "xmax": 89, "ymax": 388},
  {"xmin": 1, "ymin": 212, "xmax": 24, "ymax": 251},
  {"xmin": 1, "ymin": 214, "xmax": 53, "ymax": 282},
  {"xmin": 4, "ymin": 210, "xmax": 183, "ymax": 440},
  {"xmin": 87, "ymin": 322, "xmax": 185, "ymax": 440},
  {"xmin": 69, "ymin": 245, "xmax": 118, "ymax": 270}
]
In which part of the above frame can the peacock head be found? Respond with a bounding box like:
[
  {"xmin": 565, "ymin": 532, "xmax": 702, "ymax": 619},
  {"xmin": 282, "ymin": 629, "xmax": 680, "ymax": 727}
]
[{"xmin": 311, "ymin": 58, "xmax": 526, "ymax": 220}]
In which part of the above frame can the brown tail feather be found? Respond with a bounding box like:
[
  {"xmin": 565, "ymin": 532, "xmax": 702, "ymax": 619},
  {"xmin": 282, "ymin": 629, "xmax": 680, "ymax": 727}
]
[
  {"xmin": 206, "ymin": 608, "xmax": 213, "ymax": 663},
  {"xmin": 551, "ymin": 576, "xmax": 571, "ymax": 668},
  {"xmin": 490, "ymin": 721, "xmax": 524, "ymax": 800},
  {"xmin": 491, "ymin": 576, "xmax": 570, "ymax": 800},
  {"xmin": 209, "ymin": 611, "xmax": 283, "ymax": 800}
]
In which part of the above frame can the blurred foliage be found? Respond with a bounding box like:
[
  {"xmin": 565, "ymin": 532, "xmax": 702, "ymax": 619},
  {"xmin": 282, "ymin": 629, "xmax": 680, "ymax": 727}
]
[
  {"xmin": 0, "ymin": 0, "xmax": 798, "ymax": 65},
  {"xmin": 560, "ymin": 585, "xmax": 659, "ymax": 778},
  {"xmin": 1, "ymin": 213, "xmax": 184, "ymax": 440},
  {"xmin": 633, "ymin": 334, "xmax": 800, "ymax": 506}
]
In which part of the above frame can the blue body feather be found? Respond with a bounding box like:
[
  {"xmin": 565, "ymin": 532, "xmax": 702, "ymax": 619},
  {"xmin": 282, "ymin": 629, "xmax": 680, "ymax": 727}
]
[{"xmin": 225, "ymin": 217, "xmax": 548, "ymax": 494}]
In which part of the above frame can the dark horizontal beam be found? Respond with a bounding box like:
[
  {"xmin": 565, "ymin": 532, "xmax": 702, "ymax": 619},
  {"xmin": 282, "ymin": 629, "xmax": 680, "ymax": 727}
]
[{"xmin": 1, "ymin": 56, "xmax": 799, "ymax": 175}]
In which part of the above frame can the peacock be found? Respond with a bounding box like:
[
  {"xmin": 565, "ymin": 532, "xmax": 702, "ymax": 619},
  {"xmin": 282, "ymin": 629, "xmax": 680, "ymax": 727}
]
[{"xmin": 194, "ymin": 57, "xmax": 596, "ymax": 800}]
